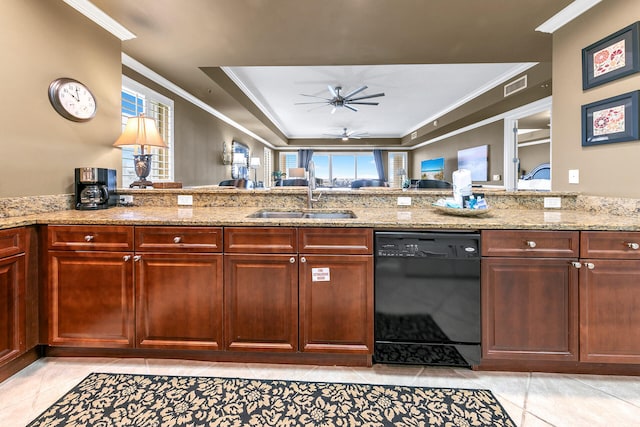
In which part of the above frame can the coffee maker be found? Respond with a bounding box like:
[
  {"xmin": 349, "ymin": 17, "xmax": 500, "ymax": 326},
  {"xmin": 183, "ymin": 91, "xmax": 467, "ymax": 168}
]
[{"xmin": 75, "ymin": 167, "xmax": 118, "ymax": 210}]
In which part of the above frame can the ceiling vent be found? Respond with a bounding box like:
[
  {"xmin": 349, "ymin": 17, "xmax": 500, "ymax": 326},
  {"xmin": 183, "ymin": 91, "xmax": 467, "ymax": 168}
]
[{"xmin": 504, "ymin": 75, "xmax": 527, "ymax": 97}]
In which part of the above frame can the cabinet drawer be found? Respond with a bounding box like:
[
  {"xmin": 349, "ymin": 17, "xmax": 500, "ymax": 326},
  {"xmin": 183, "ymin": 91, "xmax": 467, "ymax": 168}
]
[
  {"xmin": 299, "ymin": 228, "xmax": 373, "ymax": 254},
  {"xmin": 135, "ymin": 226, "xmax": 222, "ymax": 253},
  {"xmin": 580, "ymin": 231, "xmax": 640, "ymax": 259},
  {"xmin": 482, "ymin": 230, "xmax": 579, "ymax": 258},
  {"xmin": 48, "ymin": 225, "xmax": 134, "ymax": 251},
  {"xmin": 0, "ymin": 227, "xmax": 26, "ymax": 258},
  {"xmin": 224, "ymin": 227, "xmax": 297, "ymax": 253}
]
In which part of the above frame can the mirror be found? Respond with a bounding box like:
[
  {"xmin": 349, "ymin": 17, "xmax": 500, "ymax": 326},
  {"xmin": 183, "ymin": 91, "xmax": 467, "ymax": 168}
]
[
  {"xmin": 516, "ymin": 110, "xmax": 551, "ymax": 191},
  {"xmin": 231, "ymin": 141, "xmax": 249, "ymax": 179}
]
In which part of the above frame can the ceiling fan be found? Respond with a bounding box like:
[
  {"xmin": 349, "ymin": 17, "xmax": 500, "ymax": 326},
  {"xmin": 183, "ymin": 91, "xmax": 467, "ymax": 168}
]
[
  {"xmin": 296, "ymin": 85, "xmax": 385, "ymax": 113},
  {"xmin": 323, "ymin": 127, "xmax": 368, "ymax": 141}
]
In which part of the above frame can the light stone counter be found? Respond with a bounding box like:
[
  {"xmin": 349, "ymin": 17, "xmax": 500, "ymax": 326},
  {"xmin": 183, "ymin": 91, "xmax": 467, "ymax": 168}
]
[{"xmin": 27, "ymin": 205, "xmax": 640, "ymax": 231}]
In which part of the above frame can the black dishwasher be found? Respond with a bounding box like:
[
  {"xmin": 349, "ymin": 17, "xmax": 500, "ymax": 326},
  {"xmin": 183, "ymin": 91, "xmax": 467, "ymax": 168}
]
[{"xmin": 374, "ymin": 231, "xmax": 481, "ymax": 367}]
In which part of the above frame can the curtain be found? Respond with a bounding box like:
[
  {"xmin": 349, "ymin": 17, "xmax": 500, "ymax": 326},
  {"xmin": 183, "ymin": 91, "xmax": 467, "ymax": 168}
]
[
  {"xmin": 298, "ymin": 149, "xmax": 314, "ymax": 169},
  {"xmin": 373, "ymin": 149, "xmax": 385, "ymax": 181}
]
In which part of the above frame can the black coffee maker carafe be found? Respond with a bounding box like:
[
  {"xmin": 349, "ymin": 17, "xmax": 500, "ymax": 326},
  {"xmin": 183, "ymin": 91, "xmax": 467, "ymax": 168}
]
[{"xmin": 75, "ymin": 167, "xmax": 117, "ymax": 210}]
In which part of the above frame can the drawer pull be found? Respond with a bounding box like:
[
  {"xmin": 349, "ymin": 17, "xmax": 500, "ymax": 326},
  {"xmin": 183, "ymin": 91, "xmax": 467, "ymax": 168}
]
[
  {"xmin": 627, "ymin": 242, "xmax": 640, "ymax": 250},
  {"xmin": 290, "ymin": 257, "xmax": 297, "ymax": 263},
  {"xmin": 84, "ymin": 235, "xmax": 94, "ymax": 242},
  {"xmin": 571, "ymin": 261, "xmax": 582, "ymax": 269},
  {"xmin": 123, "ymin": 255, "xmax": 131, "ymax": 262},
  {"xmin": 300, "ymin": 256, "xmax": 306, "ymax": 263},
  {"xmin": 584, "ymin": 262, "xmax": 595, "ymax": 270},
  {"xmin": 173, "ymin": 236, "xmax": 182, "ymax": 243},
  {"xmin": 133, "ymin": 255, "xmax": 142, "ymax": 262},
  {"xmin": 525, "ymin": 240, "xmax": 537, "ymax": 248}
]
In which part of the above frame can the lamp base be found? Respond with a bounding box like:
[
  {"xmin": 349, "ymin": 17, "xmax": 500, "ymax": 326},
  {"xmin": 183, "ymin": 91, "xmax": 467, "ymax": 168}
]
[{"xmin": 129, "ymin": 179, "xmax": 154, "ymax": 189}]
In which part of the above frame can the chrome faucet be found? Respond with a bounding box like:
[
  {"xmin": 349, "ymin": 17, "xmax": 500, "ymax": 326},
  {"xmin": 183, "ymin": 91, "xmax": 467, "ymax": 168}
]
[{"xmin": 307, "ymin": 160, "xmax": 321, "ymax": 209}]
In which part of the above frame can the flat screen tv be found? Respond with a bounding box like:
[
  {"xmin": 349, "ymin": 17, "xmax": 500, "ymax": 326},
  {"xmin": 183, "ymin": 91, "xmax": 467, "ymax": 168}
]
[
  {"xmin": 457, "ymin": 145, "xmax": 488, "ymax": 181},
  {"xmin": 420, "ymin": 157, "xmax": 445, "ymax": 180}
]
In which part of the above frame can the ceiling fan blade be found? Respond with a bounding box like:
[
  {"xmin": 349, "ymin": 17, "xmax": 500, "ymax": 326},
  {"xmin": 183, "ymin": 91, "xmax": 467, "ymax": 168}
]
[
  {"xmin": 344, "ymin": 105, "xmax": 358, "ymax": 112},
  {"xmin": 331, "ymin": 106, "xmax": 337, "ymax": 114},
  {"xmin": 327, "ymin": 85, "xmax": 338, "ymax": 98},
  {"xmin": 299, "ymin": 94, "xmax": 332, "ymax": 100},
  {"xmin": 347, "ymin": 101, "xmax": 379, "ymax": 105},
  {"xmin": 347, "ymin": 92, "xmax": 385, "ymax": 101},
  {"xmin": 342, "ymin": 85, "xmax": 368, "ymax": 99},
  {"xmin": 295, "ymin": 101, "xmax": 332, "ymax": 105}
]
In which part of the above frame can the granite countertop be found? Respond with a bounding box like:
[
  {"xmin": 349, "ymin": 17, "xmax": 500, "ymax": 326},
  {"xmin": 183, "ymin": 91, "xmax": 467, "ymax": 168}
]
[{"xmin": 0, "ymin": 205, "xmax": 635, "ymax": 231}]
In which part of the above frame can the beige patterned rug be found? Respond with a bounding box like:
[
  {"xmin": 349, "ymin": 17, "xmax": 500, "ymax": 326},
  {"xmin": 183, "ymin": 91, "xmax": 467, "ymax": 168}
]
[{"xmin": 27, "ymin": 372, "xmax": 515, "ymax": 426}]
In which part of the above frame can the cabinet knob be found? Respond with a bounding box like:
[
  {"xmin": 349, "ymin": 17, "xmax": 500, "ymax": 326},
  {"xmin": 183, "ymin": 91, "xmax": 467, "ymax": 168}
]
[
  {"xmin": 133, "ymin": 255, "xmax": 142, "ymax": 262},
  {"xmin": 627, "ymin": 242, "xmax": 639, "ymax": 250},
  {"xmin": 173, "ymin": 236, "xmax": 182, "ymax": 243},
  {"xmin": 584, "ymin": 262, "xmax": 595, "ymax": 270},
  {"xmin": 300, "ymin": 256, "xmax": 306, "ymax": 263},
  {"xmin": 525, "ymin": 240, "xmax": 537, "ymax": 248},
  {"xmin": 84, "ymin": 235, "xmax": 94, "ymax": 242},
  {"xmin": 290, "ymin": 257, "xmax": 296, "ymax": 263},
  {"xmin": 123, "ymin": 255, "xmax": 131, "ymax": 261},
  {"xmin": 571, "ymin": 261, "xmax": 582, "ymax": 269}
]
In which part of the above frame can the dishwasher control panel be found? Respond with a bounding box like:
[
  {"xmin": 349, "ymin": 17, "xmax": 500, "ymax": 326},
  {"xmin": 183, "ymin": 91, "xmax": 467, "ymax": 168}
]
[{"xmin": 375, "ymin": 231, "xmax": 480, "ymax": 258}]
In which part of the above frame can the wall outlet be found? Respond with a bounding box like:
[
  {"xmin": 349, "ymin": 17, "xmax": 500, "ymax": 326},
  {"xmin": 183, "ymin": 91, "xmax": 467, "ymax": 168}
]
[
  {"xmin": 177, "ymin": 195, "xmax": 193, "ymax": 206},
  {"xmin": 119, "ymin": 195, "xmax": 133, "ymax": 205},
  {"xmin": 492, "ymin": 174, "xmax": 501, "ymax": 181},
  {"xmin": 397, "ymin": 196, "xmax": 412, "ymax": 206},
  {"xmin": 544, "ymin": 197, "xmax": 562, "ymax": 209},
  {"xmin": 568, "ymin": 169, "xmax": 579, "ymax": 184}
]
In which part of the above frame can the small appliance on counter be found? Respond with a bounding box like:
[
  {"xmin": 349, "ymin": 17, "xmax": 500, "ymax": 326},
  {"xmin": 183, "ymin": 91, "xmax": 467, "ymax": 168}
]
[{"xmin": 74, "ymin": 167, "xmax": 118, "ymax": 210}]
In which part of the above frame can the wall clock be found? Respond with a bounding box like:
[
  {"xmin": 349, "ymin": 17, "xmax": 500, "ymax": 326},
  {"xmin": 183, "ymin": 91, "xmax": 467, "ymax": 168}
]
[{"xmin": 48, "ymin": 77, "xmax": 97, "ymax": 122}]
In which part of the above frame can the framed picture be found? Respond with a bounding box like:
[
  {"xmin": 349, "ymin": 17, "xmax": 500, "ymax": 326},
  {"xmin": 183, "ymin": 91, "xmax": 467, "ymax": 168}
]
[
  {"xmin": 582, "ymin": 21, "xmax": 640, "ymax": 90},
  {"xmin": 581, "ymin": 91, "xmax": 639, "ymax": 147}
]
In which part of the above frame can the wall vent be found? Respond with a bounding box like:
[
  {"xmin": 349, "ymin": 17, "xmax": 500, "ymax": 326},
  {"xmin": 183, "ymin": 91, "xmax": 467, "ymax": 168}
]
[{"xmin": 504, "ymin": 75, "xmax": 527, "ymax": 97}]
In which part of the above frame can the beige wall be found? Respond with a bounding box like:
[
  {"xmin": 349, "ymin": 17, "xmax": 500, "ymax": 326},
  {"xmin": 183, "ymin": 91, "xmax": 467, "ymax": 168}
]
[
  {"xmin": 552, "ymin": 0, "xmax": 640, "ymax": 197},
  {"xmin": 411, "ymin": 121, "xmax": 505, "ymax": 184},
  {"xmin": 0, "ymin": 0, "xmax": 122, "ymax": 197}
]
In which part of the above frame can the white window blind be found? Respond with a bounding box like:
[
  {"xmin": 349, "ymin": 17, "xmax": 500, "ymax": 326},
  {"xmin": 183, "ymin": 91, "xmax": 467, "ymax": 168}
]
[
  {"xmin": 279, "ymin": 152, "xmax": 298, "ymax": 177},
  {"xmin": 121, "ymin": 76, "xmax": 174, "ymax": 187},
  {"xmin": 388, "ymin": 152, "xmax": 408, "ymax": 188},
  {"xmin": 263, "ymin": 147, "xmax": 272, "ymax": 187}
]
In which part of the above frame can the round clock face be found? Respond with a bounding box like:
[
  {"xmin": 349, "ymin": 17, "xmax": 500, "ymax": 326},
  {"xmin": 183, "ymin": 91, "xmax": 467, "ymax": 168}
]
[{"xmin": 48, "ymin": 78, "xmax": 97, "ymax": 122}]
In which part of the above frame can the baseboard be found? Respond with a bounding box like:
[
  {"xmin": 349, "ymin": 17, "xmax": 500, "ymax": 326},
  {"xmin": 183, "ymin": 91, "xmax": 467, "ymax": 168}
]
[{"xmin": 0, "ymin": 347, "xmax": 41, "ymax": 383}]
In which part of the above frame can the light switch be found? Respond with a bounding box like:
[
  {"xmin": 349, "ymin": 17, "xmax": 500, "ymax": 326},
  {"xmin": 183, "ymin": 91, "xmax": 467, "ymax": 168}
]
[
  {"xmin": 177, "ymin": 195, "xmax": 193, "ymax": 205},
  {"xmin": 568, "ymin": 169, "xmax": 579, "ymax": 184},
  {"xmin": 397, "ymin": 197, "xmax": 412, "ymax": 206}
]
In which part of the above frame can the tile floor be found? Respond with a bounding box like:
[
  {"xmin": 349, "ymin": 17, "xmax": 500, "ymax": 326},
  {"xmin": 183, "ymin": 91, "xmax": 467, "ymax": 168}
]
[{"xmin": 1, "ymin": 357, "xmax": 639, "ymax": 426}]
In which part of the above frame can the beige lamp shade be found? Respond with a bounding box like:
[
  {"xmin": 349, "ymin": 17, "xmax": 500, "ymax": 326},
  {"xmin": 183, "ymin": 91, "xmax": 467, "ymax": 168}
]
[
  {"xmin": 250, "ymin": 157, "xmax": 261, "ymax": 168},
  {"xmin": 288, "ymin": 167, "xmax": 306, "ymax": 178},
  {"xmin": 113, "ymin": 115, "xmax": 167, "ymax": 153}
]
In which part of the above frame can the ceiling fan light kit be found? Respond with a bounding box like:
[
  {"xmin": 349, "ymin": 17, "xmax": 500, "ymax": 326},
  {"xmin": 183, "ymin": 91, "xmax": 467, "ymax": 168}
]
[{"xmin": 296, "ymin": 84, "xmax": 385, "ymax": 113}]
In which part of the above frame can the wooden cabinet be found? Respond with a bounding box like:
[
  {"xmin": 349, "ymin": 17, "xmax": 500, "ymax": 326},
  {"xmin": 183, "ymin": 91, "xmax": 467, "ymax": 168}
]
[
  {"xmin": 224, "ymin": 227, "xmax": 298, "ymax": 352},
  {"xmin": 135, "ymin": 226, "xmax": 223, "ymax": 351},
  {"xmin": 299, "ymin": 228, "xmax": 373, "ymax": 354},
  {"xmin": 0, "ymin": 228, "xmax": 26, "ymax": 365},
  {"xmin": 47, "ymin": 225, "xmax": 135, "ymax": 348},
  {"xmin": 579, "ymin": 231, "xmax": 640, "ymax": 364},
  {"xmin": 481, "ymin": 230, "xmax": 580, "ymax": 362}
]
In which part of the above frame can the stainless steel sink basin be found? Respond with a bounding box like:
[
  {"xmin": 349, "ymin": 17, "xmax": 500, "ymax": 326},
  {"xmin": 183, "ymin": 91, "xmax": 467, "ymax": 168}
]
[{"xmin": 247, "ymin": 210, "xmax": 356, "ymax": 219}]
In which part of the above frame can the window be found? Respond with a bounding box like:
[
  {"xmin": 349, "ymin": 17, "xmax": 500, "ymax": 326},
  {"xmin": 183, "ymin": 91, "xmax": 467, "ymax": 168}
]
[
  {"xmin": 388, "ymin": 152, "xmax": 408, "ymax": 188},
  {"xmin": 278, "ymin": 152, "xmax": 298, "ymax": 177},
  {"xmin": 120, "ymin": 76, "xmax": 174, "ymax": 187},
  {"xmin": 307, "ymin": 152, "xmax": 379, "ymax": 188}
]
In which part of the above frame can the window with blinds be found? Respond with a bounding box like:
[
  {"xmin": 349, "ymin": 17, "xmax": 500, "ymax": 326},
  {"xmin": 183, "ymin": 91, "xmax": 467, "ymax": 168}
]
[
  {"xmin": 279, "ymin": 152, "xmax": 298, "ymax": 177},
  {"xmin": 120, "ymin": 76, "xmax": 174, "ymax": 187},
  {"xmin": 263, "ymin": 147, "xmax": 272, "ymax": 186},
  {"xmin": 388, "ymin": 152, "xmax": 408, "ymax": 188}
]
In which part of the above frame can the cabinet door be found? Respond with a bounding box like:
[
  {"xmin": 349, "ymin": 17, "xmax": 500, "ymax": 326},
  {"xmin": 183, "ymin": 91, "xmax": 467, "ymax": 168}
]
[
  {"xmin": 136, "ymin": 253, "xmax": 223, "ymax": 350},
  {"xmin": 224, "ymin": 254, "xmax": 298, "ymax": 352},
  {"xmin": 482, "ymin": 257, "xmax": 579, "ymax": 361},
  {"xmin": 580, "ymin": 259, "xmax": 640, "ymax": 364},
  {"xmin": 0, "ymin": 254, "xmax": 25, "ymax": 365},
  {"xmin": 299, "ymin": 254, "xmax": 373, "ymax": 354},
  {"xmin": 48, "ymin": 251, "xmax": 134, "ymax": 348}
]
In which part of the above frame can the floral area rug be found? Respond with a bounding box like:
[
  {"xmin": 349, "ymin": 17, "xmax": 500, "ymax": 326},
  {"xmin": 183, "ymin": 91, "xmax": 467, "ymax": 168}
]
[{"xmin": 27, "ymin": 372, "xmax": 515, "ymax": 426}]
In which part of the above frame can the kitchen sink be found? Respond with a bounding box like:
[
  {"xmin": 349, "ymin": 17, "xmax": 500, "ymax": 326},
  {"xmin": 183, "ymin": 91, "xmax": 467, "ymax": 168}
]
[{"xmin": 247, "ymin": 209, "xmax": 356, "ymax": 219}]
